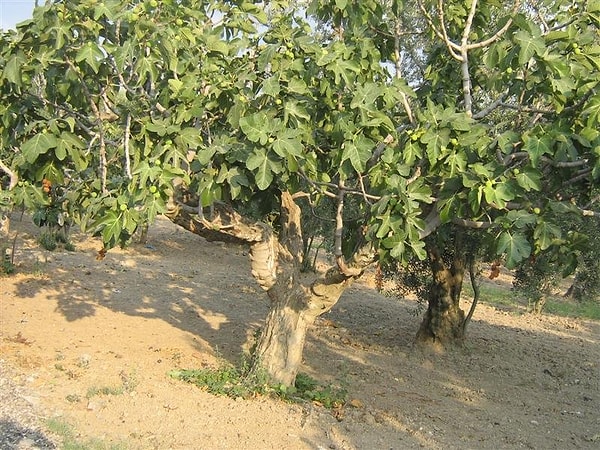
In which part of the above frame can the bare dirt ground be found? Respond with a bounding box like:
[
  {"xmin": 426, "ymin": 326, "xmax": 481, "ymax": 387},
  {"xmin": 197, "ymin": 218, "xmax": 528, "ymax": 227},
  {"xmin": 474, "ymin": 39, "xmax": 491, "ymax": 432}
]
[{"xmin": 1, "ymin": 214, "xmax": 599, "ymax": 449}]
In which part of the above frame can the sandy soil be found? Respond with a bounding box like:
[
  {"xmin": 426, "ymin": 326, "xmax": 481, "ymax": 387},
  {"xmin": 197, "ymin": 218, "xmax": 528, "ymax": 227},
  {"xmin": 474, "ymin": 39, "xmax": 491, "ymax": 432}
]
[{"xmin": 1, "ymin": 214, "xmax": 599, "ymax": 449}]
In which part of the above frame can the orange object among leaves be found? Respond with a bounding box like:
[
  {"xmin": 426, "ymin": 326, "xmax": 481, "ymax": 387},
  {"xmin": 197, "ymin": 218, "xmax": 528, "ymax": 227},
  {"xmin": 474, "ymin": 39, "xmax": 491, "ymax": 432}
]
[
  {"xmin": 489, "ymin": 260, "xmax": 501, "ymax": 280},
  {"xmin": 42, "ymin": 178, "xmax": 52, "ymax": 195}
]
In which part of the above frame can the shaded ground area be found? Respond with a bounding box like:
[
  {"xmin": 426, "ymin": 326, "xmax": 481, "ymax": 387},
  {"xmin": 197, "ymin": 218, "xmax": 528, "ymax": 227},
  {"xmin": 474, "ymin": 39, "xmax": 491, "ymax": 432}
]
[{"xmin": 1, "ymin": 214, "xmax": 599, "ymax": 449}]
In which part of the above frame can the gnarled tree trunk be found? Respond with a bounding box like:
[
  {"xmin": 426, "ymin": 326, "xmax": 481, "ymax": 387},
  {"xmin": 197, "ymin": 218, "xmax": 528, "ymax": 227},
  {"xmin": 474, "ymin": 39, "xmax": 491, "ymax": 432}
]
[
  {"xmin": 165, "ymin": 190, "xmax": 371, "ymax": 386},
  {"xmin": 251, "ymin": 270, "xmax": 352, "ymax": 385},
  {"xmin": 415, "ymin": 242, "xmax": 467, "ymax": 348}
]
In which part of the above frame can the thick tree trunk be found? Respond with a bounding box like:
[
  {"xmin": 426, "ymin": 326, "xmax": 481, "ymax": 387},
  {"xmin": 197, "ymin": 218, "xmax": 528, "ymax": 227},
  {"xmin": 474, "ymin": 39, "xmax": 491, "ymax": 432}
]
[
  {"xmin": 165, "ymin": 190, "xmax": 372, "ymax": 386},
  {"xmin": 250, "ymin": 192, "xmax": 359, "ymax": 385},
  {"xmin": 415, "ymin": 243, "xmax": 466, "ymax": 348},
  {"xmin": 251, "ymin": 272, "xmax": 350, "ymax": 386}
]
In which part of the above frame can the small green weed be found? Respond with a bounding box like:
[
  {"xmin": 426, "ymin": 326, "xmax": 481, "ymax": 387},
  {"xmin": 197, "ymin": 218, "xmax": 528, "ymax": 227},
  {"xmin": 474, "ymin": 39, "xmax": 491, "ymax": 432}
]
[
  {"xmin": 38, "ymin": 230, "xmax": 75, "ymax": 252},
  {"xmin": 292, "ymin": 372, "xmax": 347, "ymax": 409},
  {"xmin": 168, "ymin": 364, "xmax": 268, "ymax": 398},
  {"xmin": 86, "ymin": 385, "xmax": 125, "ymax": 398},
  {"xmin": 1, "ymin": 255, "xmax": 15, "ymax": 275},
  {"xmin": 65, "ymin": 394, "xmax": 81, "ymax": 403},
  {"xmin": 46, "ymin": 418, "xmax": 127, "ymax": 450},
  {"xmin": 86, "ymin": 370, "xmax": 138, "ymax": 399},
  {"xmin": 168, "ymin": 363, "xmax": 347, "ymax": 409},
  {"xmin": 464, "ymin": 277, "xmax": 600, "ymax": 321}
]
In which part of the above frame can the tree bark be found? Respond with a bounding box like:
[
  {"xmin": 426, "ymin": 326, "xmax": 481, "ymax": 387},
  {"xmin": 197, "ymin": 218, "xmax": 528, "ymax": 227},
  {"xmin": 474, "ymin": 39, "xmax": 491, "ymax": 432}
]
[
  {"xmin": 249, "ymin": 191, "xmax": 362, "ymax": 385},
  {"xmin": 250, "ymin": 272, "xmax": 350, "ymax": 386},
  {"xmin": 415, "ymin": 243, "xmax": 467, "ymax": 348},
  {"xmin": 165, "ymin": 190, "xmax": 373, "ymax": 386}
]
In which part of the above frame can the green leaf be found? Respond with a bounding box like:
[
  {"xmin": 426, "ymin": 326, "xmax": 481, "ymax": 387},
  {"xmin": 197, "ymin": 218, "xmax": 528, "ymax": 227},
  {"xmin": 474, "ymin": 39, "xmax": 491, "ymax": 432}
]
[
  {"xmin": 588, "ymin": 0, "xmax": 600, "ymax": 12},
  {"xmin": 341, "ymin": 136, "xmax": 373, "ymax": 173},
  {"xmin": 205, "ymin": 33, "xmax": 229, "ymax": 55},
  {"xmin": 514, "ymin": 30, "xmax": 545, "ymax": 64},
  {"xmin": 284, "ymin": 100, "xmax": 310, "ymax": 122},
  {"xmin": 402, "ymin": 141, "xmax": 422, "ymax": 166},
  {"xmin": 582, "ymin": 94, "xmax": 600, "ymax": 127},
  {"xmin": 176, "ymin": 127, "xmax": 203, "ymax": 150},
  {"xmin": 493, "ymin": 182, "xmax": 516, "ymax": 208},
  {"xmin": 515, "ymin": 168, "xmax": 542, "ymax": 191},
  {"xmin": 409, "ymin": 240, "xmax": 427, "ymax": 260},
  {"xmin": 261, "ymin": 78, "xmax": 280, "ymax": 97},
  {"xmin": 75, "ymin": 42, "xmax": 105, "ymax": 73},
  {"xmin": 94, "ymin": 2, "xmax": 115, "ymax": 20},
  {"xmin": 381, "ymin": 232, "xmax": 406, "ymax": 259},
  {"xmin": 168, "ymin": 78, "xmax": 184, "ymax": 96},
  {"xmin": 258, "ymin": 45, "xmax": 278, "ymax": 71},
  {"xmin": 421, "ymin": 128, "xmax": 450, "ymax": 166},
  {"xmin": 22, "ymin": 132, "xmax": 58, "ymax": 163},
  {"xmin": 497, "ymin": 131, "xmax": 520, "ymax": 154},
  {"xmin": 505, "ymin": 210, "xmax": 536, "ymax": 228},
  {"xmin": 350, "ymin": 83, "xmax": 380, "ymax": 111},
  {"xmin": 246, "ymin": 148, "xmax": 274, "ymax": 190},
  {"xmin": 145, "ymin": 120, "xmax": 168, "ymax": 136},
  {"xmin": 325, "ymin": 57, "xmax": 361, "ymax": 84},
  {"xmin": 55, "ymin": 132, "xmax": 85, "ymax": 164},
  {"xmin": 445, "ymin": 152, "xmax": 467, "ymax": 177},
  {"xmin": 534, "ymin": 221, "xmax": 562, "ymax": 251},
  {"xmin": 146, "ymin": 195, "xmax": 167, "ymax": 218},
  {"xmin": 375, "ymin": 214, "xmax": 402, "ymax": 239},
  {"xmin": 273, "ymin": 135, "xmax": 303, "ymax": 158},
  {"xmin": 287, "ymin": 77, "xmax": 308, "ymax": 95},
  {"xmin": 523, "ymin": 133, "xmax": 552, "ymax": 167},
  {"xmin": 100, "ymin": 210, "xmax": 123, "ymax": 247},
  {"xmin": 3, "ymin": 55, "xmax": 24, "ymax": 86},
  {"xmin": 496, "ymin": 231, "xmax": 531, "ymax": 268},
  {"xmin": 240, "ymin": 113, "xmax": 270, "ymax": 144}
]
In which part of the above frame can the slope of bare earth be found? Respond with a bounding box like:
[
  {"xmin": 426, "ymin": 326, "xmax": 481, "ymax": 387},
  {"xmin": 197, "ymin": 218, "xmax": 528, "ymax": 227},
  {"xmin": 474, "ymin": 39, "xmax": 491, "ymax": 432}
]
[{"xmin": 1, "ymin": 214, "xmax": 599, "ymax": 449}]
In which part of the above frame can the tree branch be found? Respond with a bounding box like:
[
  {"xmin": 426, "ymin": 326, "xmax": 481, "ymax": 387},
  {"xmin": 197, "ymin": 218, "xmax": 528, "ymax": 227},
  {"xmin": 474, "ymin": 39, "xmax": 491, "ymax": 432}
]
[
  {"xmin": 417, "ymin": 0, "xmax": 462, "ymax": 60},
  {"xmin": 0, "ymin": 159, "xmax": 18, "ymax": 189},
  {"xmin": 394, "ymin": 19, "xmax": 415, "ymax": 124},
  {"xmin": 333, "ymin": 180, "xmax": 362, "ymax": 277},
  {"xmin": 124, "ymin": 113, "xmax": 132, "ymax": 179},
  {"xmin": 65, "ymin": 57, "xmax": 108, "ymax": 192},
  {"xmin": 466, "ymin": 0, "xmax": 521, "ymax": 50},
  {"xmin": 472, "ymin": 92, "xmax": 509, "ymax": 119}
]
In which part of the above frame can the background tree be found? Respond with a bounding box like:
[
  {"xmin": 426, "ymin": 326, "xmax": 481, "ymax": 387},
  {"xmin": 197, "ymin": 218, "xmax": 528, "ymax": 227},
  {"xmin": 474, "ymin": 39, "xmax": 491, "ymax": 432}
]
[
  {"xmin": 387, "ymin": 0, "xmax": 600, "ymax": 345},
  {"xmin": 1, "ymin": 0, "xmax": 599, "ymax": 384}
]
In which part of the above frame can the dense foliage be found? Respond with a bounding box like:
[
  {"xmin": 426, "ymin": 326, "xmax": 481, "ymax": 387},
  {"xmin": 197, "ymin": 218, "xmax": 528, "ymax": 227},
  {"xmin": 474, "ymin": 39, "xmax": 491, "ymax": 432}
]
[{"xmin": 1, "ymin": 0, "xmax": 598, "ymax": 270}]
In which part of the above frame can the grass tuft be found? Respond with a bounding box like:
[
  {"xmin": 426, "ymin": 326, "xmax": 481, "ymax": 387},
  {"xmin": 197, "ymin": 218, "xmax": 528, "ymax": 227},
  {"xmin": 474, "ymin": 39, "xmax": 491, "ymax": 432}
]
[
  {"xmin": 544, "ymin": 299, "xmax": 600, "ymax": 321},
  {"xmin": 462, "ymin": 279, "xmax": 600, "ymax": 321},
  {"xmin": 46, "ymin": 418, "xmax": 127, "ymax": 450},
  {"xmin": 168, "ymin": 363, "xmax": 347, "ymax": 409}
]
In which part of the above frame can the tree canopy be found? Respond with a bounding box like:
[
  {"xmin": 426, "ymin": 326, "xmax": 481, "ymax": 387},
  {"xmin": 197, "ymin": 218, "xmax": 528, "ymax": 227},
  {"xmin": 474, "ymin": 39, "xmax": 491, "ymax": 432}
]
[{"xmin": 1, "ymin": 0, "xmax": 598, "ymax": 263}]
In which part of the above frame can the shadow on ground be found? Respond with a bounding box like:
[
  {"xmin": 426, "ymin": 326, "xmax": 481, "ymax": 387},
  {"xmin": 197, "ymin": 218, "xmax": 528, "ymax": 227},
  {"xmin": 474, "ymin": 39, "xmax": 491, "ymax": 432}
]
[
  {"xmin": 0, "ymin": 420, "xmax": 56, "ymax": 450},
  {"xmin": 7, "ymin": 216, "xmax": 600, "ymax": 449}
]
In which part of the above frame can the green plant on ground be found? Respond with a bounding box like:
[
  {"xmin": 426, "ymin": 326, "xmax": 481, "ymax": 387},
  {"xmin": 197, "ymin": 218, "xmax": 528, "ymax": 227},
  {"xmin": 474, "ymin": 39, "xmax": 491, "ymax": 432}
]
[
  {"xmin": 168, "ymin": 363, "xmax": 347, "ymax": 410},
  {"xmin": 544, "ymin": 299, "xmax": 600, "ymax": 321},
  {"xmin": 86, "ymin": 370, "xmax": 138, "ymax": 399},
  {"xmin": 86, "ymin": 385, "xmax": 125, "ymax": 398},
  {"xmin": 462, "ymin": 276, "xmax": 600, "ymax": 321},
  {"xmin": 463, "ymin": 280, "xmax": 524, "ymax": 311},
  {"xmin": 45, "ymin": 418, "xmax": 127, "ymax": 450},
  {"xmin": 1, "ymin": 253, "xmax": 15, "ymax": 274},
  {"xmin": 292, "ymin": 372, "xmax": 347, "ymax": 409},
  {"xmin": 37, "ymin": 229, "xmax": 75, "ymax": 252}
]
